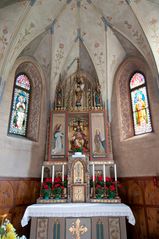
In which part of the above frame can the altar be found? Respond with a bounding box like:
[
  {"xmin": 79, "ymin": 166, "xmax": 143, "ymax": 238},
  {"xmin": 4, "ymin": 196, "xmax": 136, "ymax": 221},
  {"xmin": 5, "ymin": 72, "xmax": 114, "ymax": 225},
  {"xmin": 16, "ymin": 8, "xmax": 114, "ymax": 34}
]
[
  {"xmin": 21, "ymin": 203, "xmax": 135, "ymax": 239},
  {"xmin": 28, "ymin": 60, "xmax": 136, "ymax": 239}
]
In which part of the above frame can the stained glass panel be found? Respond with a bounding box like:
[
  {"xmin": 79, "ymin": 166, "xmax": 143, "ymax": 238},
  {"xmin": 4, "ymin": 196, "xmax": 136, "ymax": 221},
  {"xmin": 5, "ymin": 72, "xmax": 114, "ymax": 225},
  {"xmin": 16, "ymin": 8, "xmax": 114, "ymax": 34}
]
[
  {"xmin": 130, "ymin": 73, "xmax": 145, "ymax": 89},
  {"xmin": 16, "ymin": 74, "xmax": 30, "ymax": 90},
  {"xmin": 131, "ymin": 87, "xmax": 152, "ymax": 135},
  {"xmin": 9, "ymin": 88, "xmax": 29, "ymax": 136}
]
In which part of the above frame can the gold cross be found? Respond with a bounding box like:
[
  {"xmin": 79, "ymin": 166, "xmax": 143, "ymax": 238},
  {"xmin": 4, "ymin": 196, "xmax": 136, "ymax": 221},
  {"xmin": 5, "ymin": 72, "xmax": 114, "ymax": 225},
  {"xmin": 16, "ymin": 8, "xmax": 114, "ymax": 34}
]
[{"xmin": 69, "ymin": 218, "xmax": 88, "ymax": 239}]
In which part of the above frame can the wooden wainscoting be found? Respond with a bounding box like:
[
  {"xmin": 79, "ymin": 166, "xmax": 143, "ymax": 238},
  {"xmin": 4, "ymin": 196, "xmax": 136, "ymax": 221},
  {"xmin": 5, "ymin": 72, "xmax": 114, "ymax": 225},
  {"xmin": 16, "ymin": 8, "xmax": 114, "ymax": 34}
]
[
  {"xmin": 119, "ymin": 177, "xmax": 159, "ymax": 239},
  {"xmin": 0, "ymin": 177, "xmax": 40, "ymax": 238}
]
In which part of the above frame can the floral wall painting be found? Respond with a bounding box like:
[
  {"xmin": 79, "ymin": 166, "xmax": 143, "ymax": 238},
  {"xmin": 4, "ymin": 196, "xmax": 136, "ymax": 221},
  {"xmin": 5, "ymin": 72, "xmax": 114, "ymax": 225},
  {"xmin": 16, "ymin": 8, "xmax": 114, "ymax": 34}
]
[
  {"xmin": 91, "ymin": 112, "xmax": 106, "ymax": 157},
  {"xmin": 51, "ymin": 113, "xmax": 65, "ymax": 158}
]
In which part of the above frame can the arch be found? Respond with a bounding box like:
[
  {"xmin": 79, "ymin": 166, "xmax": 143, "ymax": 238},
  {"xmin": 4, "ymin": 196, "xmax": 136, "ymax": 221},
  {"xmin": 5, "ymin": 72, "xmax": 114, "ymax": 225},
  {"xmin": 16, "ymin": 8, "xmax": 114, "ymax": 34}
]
[
  {"xmin": 129, "ymin": 72, "xmax": 152, "ymax": 135},
  {"xmin": 8, "ymin": 73, "xmax": 31, "ymax": 136},
  {"xmin": 114, "ymin": 56, "xmax": 153, "ymax": 140},
  {"xmin": 8, "ymin": 56, "xmax": 46, "ymax": 141}
]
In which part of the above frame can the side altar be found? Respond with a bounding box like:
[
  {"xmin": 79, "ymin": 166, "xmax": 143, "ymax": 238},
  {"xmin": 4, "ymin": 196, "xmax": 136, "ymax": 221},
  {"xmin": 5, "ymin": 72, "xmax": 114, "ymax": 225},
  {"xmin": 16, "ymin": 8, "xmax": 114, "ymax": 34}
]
[{"xmin": 22, "ymin": 60, "xmax": 135, "ymax": 239}]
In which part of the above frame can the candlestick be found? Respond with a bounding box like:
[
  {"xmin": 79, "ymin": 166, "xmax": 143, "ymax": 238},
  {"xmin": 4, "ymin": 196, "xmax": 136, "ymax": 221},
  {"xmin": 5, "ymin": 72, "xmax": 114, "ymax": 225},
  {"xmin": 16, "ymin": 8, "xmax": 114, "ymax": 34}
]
[
  {"xmin": 92, "ymin": 164, "xmax": 95, "ymax": 182},
  {"xmin": 52, "ymin": 165, "xmax": 55, "ymax": 183},
  {"xmin": 62, "ymin": 164, "xmax": 64, "ymax": 182},
  {"xmin": 41, "ymin": 166, "xmax": 44, "ymax": 183},
  {"xmin": 114, "ymin": 164, "xmax": 117, "ymax": 181},
  {"xmin": 103, "ymin": 164, "xmax": 106, "ymax": 182}
]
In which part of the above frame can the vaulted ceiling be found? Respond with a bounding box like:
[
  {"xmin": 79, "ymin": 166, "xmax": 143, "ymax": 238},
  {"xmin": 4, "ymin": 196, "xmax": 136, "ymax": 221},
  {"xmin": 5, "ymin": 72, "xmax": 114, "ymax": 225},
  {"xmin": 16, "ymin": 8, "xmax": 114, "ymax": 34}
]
[{"xmin": 0, "ymin": 0, "xmax": 159, "ymax": 104}]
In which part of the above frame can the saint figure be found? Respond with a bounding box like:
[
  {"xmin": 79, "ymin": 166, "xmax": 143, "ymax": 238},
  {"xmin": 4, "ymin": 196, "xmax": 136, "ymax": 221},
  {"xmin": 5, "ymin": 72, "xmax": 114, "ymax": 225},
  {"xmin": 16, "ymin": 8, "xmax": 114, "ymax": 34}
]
[{"xmin": 52, "ymin": 124, "xmax": 64, "ymax": 155}]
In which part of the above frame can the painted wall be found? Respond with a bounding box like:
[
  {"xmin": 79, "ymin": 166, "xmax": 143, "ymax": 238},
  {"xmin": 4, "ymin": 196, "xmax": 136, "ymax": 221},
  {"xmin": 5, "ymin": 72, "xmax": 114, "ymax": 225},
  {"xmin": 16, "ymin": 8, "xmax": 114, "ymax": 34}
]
[{"xmin": 0, "ymin": 57, "xmax": 47, "ymax": 177}]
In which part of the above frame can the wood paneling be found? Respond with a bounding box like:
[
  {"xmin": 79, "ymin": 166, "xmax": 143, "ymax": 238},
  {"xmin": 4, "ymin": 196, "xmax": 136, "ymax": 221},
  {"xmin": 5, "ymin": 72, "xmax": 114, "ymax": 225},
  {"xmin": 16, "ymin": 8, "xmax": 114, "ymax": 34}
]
[
  {"xmin": 0, "ymin": 177, "xmax": 159, "ymax": 238},
  {"xmin": 0, "ymin": 178, "xmax": 40, "ymax": 238},
  {"xmin": 119, "ymin": 177, "xmax": 159, "ymax": 239}
]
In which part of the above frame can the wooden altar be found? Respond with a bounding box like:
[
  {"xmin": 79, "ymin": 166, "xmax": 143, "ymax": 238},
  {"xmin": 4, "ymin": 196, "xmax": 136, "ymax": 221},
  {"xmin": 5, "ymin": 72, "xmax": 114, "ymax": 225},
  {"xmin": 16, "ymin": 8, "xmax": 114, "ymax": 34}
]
[{"xmin": 38, "ymin": 59, "xmax": 120, "ymax": 203}]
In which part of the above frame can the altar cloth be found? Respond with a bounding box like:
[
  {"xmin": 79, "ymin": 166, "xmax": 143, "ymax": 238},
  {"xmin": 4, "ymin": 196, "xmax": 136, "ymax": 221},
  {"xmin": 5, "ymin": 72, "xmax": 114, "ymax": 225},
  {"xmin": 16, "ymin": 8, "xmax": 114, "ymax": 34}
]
[{"xmin": 21, "ymin": 203, "xmax": 135, "ymax": 227}]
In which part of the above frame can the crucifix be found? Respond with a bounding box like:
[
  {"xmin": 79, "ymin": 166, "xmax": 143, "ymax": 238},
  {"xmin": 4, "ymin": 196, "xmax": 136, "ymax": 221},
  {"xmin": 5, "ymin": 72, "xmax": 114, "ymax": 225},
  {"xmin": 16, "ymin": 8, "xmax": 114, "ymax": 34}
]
[{"xmin": 69, "ymin": 218, "xmax": 88, "ymax": 239}]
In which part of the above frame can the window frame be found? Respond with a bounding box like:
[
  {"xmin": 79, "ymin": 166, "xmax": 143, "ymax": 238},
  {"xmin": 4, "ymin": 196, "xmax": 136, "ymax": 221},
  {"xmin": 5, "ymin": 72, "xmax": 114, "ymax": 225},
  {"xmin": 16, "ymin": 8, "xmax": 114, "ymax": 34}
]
[
  {"xmin": 129, "ymin": 71, "xmax": 153, "ymax": 136},
  {"xmin": 8, "ymin": 72, "xmax": 31, "ymax": 137}
]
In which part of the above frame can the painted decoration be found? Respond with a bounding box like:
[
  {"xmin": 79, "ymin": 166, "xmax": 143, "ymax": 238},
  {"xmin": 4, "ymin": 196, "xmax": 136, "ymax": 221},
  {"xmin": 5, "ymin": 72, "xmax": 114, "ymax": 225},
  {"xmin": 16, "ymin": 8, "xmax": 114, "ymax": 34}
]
[
  {"xmin": 9, "ymin": 88, "xmax": 29, "ymax": 136},
  {"xmin": 51, "ymin": 113, "xmax": 65, "ymax": 157},
  {"xmin": 91, "ymin": 112, "xmax": 106, "ymax": 157},
  {"xmin": 131, "ymin": 86, "xmax": 152, "ymax": 135}
]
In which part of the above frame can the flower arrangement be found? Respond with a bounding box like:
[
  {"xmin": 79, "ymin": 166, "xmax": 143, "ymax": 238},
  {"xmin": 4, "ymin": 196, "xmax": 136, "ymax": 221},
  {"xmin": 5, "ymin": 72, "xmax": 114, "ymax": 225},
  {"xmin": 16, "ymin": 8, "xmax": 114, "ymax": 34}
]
[
  {"xmin": 41, "ymin": 178, "xmax": 52, "ymax": 199},
  {"xmin": 90, "ymin": 176, "xmax": 122, "ymax": 199},
  {"xmin": 52, "ymin": 176, "xmax": 64, "ymax": 199},
  {"xmin": 41, "ymin": 176, "xmax": 67, "ymax": 199},
  {"xmin": 72, "ymin": 145, "xmax": 83, "ymax": 153},
  {"xmin": 0, "ymin": 218, "xmax": 26, "ymax": 239}
]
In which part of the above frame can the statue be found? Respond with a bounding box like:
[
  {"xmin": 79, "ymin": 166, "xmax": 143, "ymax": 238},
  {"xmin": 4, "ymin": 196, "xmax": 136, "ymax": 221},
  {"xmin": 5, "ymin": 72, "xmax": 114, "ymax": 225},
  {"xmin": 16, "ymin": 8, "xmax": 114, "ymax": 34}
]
[
  {"xmin": 75, "ymin": 76, "xmax": 84, "ymax": 107},
  {"xmin": 56, "ymin": 86, "xmax": 62, "ymax": 108},
  {"xmin": 95, "ymin": 83, "xmax": 102, "ymax": 107}
]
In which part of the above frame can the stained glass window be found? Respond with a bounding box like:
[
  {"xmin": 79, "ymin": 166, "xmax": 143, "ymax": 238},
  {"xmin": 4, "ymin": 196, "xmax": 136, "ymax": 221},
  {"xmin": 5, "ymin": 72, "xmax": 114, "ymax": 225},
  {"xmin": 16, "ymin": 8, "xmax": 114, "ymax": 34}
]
[
  {"xmin": 9, "ymin": 74, "xmax": 31, "ymax": 136},
  {"xmin": 130, "ymin": 73, "xmax": 152, "ymax": 135}
]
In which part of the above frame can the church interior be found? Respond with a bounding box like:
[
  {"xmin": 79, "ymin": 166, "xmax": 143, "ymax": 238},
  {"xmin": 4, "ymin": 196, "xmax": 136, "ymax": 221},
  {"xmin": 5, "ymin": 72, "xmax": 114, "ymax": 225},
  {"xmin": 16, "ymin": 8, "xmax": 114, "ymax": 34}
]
[{"xmin": 0, "ymin": 0, "xmax": 159, "ymax": 238}]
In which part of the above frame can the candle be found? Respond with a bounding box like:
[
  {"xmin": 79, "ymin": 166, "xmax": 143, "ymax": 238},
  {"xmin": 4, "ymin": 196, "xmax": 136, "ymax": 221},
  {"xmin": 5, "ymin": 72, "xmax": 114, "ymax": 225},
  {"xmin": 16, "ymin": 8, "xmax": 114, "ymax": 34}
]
[
  {"xmin": 52, "ymin": 165, "xmax": 55, "ymax": 183},
  {"xmin": 103, "ymin": 164, "xmax": 106, "ymax": 182},
  {"xmin": 41, "ymin": 166, "xmax": 44, "ymax": 183},
  {"xmin": 114, "ymin": 164, "xmax": 117, "ymax": 181},
  {"xmin": 92, "ymin": 164, "xmax": 95, "ymax": 182},
  {"xmin": 62, "ymin": 164, "xmax": 64, "ymax": 182}
]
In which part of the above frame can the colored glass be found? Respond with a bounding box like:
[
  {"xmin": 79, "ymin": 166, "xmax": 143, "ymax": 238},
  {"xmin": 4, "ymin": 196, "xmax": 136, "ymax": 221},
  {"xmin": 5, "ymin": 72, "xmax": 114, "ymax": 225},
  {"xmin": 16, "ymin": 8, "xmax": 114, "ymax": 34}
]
[
  {"xmin": 16, "ymin": 74, "xmax": 30, "ymax": 90},
  {"xmin": 130, "ymin": 73, "xmax": 145, "ymax": 89},
  {"xmin": 130, "ymin": 82, "xmax": 152, "ymax": 135}
]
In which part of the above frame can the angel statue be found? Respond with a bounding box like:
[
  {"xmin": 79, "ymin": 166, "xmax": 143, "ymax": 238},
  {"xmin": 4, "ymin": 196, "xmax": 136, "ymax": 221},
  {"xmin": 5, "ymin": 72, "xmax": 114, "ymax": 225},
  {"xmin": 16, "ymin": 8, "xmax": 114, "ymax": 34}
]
[{"xmin": 52, "ymin": 124, "xmax": 64, "ymax": 155}]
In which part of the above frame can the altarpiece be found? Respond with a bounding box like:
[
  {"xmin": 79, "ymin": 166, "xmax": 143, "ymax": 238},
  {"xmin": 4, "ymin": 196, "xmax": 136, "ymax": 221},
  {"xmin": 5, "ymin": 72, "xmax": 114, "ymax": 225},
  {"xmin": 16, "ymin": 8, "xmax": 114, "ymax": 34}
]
[{"xmin": 38, "ymin": 59, "xmax": 120, "ymax": 204}]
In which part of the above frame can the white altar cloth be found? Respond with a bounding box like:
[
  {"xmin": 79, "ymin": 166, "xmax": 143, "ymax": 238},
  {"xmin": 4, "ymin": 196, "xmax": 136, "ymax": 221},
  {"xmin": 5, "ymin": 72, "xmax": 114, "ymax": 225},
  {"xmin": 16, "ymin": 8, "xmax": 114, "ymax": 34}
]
[{"xmin": 21, "ymin": 203, "xmax": 135, "ymax": 227}]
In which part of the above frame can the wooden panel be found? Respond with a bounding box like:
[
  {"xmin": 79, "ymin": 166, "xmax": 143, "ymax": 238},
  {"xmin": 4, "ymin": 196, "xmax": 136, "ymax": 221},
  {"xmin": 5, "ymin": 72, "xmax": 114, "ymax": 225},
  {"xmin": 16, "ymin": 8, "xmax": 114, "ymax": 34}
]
[
  {"xmin": 147, "ymin": 207, "xmax": 159, "ymax": 239},
  {"xmin": 144, "ymin": 180, "xmax": 159, "ymax": 206},
  {"xmin": 119, "ymin": 177, "xmax": 159, "ymax": 239},
  {"xmin": 0, "ymin": 181, "xmax": 14, "ymax": 207},
  {"xmin": 0, "ymin": 178, "xmax": 40, "ymax": 238},
  {"xmin": 126, "ymin": 180, "xmax": 144, "ymax": 205}
]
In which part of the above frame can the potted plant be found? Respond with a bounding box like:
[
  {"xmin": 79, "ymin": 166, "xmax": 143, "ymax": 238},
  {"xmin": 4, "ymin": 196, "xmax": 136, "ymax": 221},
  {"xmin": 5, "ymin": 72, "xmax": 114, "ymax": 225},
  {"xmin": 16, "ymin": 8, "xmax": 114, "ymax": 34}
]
[
  {"xmin": 52, "ymin": 176, "xmax": 64, "ymax": 199},
  {"xmin": 41, "ymin": 178, "xmax": 52, "ymax": 199},
  {"xmin": 0, "ymin": 218, "xmax": 26, "ymax": 239}
]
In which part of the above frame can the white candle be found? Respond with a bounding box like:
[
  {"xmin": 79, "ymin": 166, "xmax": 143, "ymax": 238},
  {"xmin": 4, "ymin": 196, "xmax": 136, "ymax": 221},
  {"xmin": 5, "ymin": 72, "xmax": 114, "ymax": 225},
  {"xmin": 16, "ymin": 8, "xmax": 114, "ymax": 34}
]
[
  {"xmin": 52, "ymin": 165, "xmax": 55, "ymax": 183},
  {"xmin": 103, "ymin": 164, "xmax": 106, "ymax": 182},
  {"xmin": 92, "ymin": 164, "xmax": 95, "ymax": 182},
  {"xmin": 62, "ymin": 164, "xmax": 64, "ymax": 182},
  {"xmin": 114, "ymin": 164, "xmax": 117, "ymax": 181},
  {"xmin": 41, "ymin": 166, "xmax": 44, "ymax": 183}
]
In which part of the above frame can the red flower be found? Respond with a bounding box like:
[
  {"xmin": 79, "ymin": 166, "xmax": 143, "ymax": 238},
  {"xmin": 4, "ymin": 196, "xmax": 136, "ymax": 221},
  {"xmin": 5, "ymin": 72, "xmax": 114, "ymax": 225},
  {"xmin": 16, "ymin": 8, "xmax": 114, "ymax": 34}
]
[
  {"xmin": 45, "ymin": 178, "xmax": 52, "ymax": 183},
  {"xmin": 43, "ymin": 184, "xmax": 49, "ymax": 190},
  {"xmin": 54, "ymin": 177, "xmax": 62, "ymax": 183},
  {"xmin": 106, "ymin": 177, "xmax": 112, "ymax": 182},
  {"xmin": 109, "ymin": 185, "xmax": 115, "ymax": 191},
  {"xmin": 97, "ymin": 176, "xmax": 103, "ymax": 182}
]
